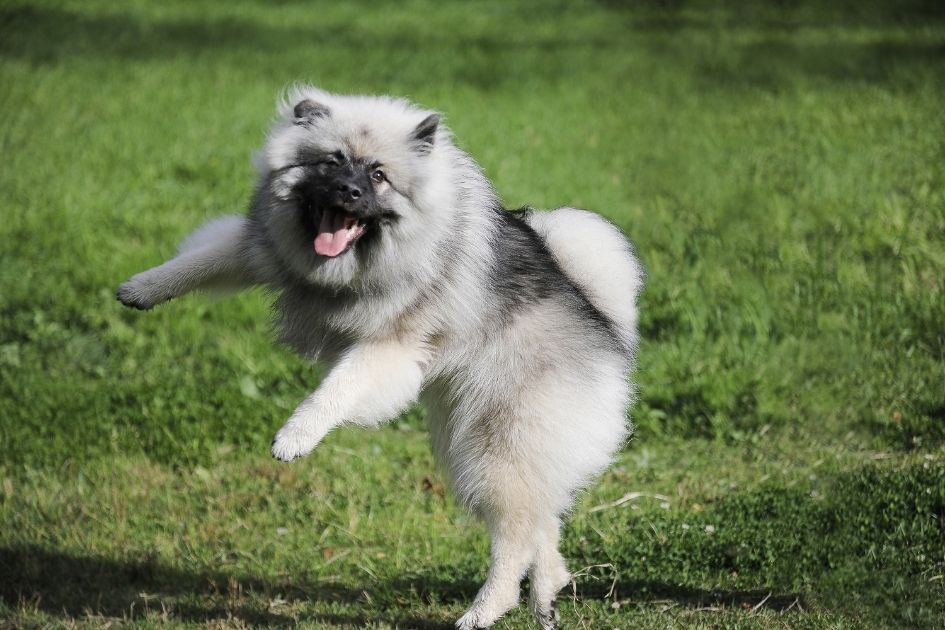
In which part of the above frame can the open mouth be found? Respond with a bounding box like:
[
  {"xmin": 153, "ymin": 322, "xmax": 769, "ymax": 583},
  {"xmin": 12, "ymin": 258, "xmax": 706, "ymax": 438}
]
[{"xmin": 313, "ymin": 207, "xmax": 368, "ymax": 257}]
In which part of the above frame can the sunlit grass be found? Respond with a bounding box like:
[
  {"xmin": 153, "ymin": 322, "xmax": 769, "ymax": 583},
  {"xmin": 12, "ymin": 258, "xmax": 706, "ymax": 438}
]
[{"xmin": 1, "ymin": 0, "xmax": 944, "ymax": 627}]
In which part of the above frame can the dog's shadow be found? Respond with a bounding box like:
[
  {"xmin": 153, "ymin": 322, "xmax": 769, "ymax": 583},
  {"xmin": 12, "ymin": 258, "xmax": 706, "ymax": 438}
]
[
  {"xmin": 0, "ymin": 544, "xmax": 471, "ymax": 628},
  {"xmin": 1, "ymin": 545, "xmax": 803, "ymax": 627}
]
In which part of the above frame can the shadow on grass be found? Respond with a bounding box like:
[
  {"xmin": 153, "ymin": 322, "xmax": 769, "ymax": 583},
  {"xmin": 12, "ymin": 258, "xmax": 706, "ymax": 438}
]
[
  {"xmin": 1, "ymin": 544, "xmax": 803, "ymax": 626},
  {"xmin": 595, "ymin": 0, "xmax": 945, "ymax": 29},
  {"xmin": 0, "ymin": 544, "xmax": 464, "ymax": 628}
]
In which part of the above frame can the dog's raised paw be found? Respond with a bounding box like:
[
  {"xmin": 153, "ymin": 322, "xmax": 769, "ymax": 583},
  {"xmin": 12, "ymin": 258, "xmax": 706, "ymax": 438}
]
[
  {"xmin": 270, "ymin": 422, "xmax": 319, "ymax": 462},
  {"xmin": 117, "ymin": 277, "xmax": 156, "ymax": 310}
]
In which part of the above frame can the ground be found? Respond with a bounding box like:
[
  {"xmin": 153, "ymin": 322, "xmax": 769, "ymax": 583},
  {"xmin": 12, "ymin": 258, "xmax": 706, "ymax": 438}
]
[{"xmin": 1, "ymin": 0, "xmax": 944, "ymax": 628}]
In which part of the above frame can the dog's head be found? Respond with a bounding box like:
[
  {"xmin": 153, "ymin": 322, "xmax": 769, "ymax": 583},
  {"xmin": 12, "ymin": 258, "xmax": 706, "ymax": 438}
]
[{"xmin": 256, "ymin": 86, "xmax": 454, "ymax": 289}]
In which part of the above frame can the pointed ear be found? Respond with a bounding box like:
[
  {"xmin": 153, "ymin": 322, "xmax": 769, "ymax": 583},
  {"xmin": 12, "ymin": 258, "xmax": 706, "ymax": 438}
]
[
  {"xmin": 410, "ymin": 113, "xmax": 440, "ymax": 153},
  {"xmin": 293, "ymin": 99, "xmax": 330, "ymax": 121}
]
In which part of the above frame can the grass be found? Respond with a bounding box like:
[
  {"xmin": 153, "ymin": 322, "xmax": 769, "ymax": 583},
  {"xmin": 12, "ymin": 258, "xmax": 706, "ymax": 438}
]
[{"xmin": 1, "ymin": 0, "xmax": 944, "ymax": 627}]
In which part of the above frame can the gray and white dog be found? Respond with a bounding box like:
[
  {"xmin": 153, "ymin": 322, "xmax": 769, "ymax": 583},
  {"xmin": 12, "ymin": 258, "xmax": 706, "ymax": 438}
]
[{"xmin": 118, "ymin": 86, "xmax": 643, "ymax": 629}]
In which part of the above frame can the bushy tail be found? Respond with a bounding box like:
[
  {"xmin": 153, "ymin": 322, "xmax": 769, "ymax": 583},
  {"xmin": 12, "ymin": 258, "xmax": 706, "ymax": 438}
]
[{"xmin": 526, "ymin": 208, "xmax": 644, "ymax": 354}]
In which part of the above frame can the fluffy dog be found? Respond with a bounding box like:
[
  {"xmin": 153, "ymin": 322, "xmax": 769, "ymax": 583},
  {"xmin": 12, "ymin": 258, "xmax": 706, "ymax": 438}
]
[{"xmin": 118, "ymin": 86, "xmax": 643, "ymax": 629}]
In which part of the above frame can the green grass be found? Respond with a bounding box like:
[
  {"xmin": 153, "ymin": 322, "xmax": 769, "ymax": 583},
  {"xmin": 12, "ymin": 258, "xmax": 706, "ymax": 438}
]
[{"xmin": 2, "ymin": 0, "xmax": 944, "ymax": 627}]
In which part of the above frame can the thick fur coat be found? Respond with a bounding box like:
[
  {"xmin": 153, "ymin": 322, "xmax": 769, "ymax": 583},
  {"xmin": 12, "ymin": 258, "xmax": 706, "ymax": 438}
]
[{"xmin": 118, "ymin": 86, "xmax": 643, "ymax": 629}]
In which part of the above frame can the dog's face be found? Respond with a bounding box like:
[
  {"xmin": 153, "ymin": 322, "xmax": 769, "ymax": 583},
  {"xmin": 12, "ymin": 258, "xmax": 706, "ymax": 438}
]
[{"xmin": 256, "ymin": 87, "xmax": 449, "ymax": 288}]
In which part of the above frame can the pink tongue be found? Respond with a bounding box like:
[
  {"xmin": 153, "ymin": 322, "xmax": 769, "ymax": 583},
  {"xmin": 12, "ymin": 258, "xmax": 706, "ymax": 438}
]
[{"xmin": 314, "ymin": 210, "xmax": 355, "ymax": 257}]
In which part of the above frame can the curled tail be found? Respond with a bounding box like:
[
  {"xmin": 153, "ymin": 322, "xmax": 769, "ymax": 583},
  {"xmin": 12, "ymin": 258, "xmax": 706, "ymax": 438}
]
[{"xmin": 526, "ymin": 207, "xmax": 644, "ymax": 354}]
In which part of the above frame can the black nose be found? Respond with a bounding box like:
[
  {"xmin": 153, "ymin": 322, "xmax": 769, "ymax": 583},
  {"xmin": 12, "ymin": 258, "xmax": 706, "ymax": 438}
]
[{"xmin": 337, "ymin": 183, "xmax": 362, "ymax": 202}]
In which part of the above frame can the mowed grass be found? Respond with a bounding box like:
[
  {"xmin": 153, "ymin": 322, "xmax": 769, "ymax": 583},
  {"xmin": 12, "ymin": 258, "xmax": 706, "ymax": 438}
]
[{"xmin": 1, "ymin": 0, "xmax": 944, "ymax": 627}]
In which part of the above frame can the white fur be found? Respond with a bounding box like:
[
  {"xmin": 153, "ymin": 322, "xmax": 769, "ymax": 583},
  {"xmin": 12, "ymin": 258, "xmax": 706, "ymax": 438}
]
[
  {"xmin": 271, "ymin": 338, "xmax": 429, "ymax": 461},
  {"xmin": 526, "ymin": 208, "xmax": 644, "ymax": 351},
  {"xmin": 118, "ymin": 87, "xmax": 643, "ymax": 629}
]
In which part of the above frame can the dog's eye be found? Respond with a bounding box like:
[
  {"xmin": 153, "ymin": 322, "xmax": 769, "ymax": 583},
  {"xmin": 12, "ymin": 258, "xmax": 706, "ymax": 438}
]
[{"xmin": 370, "ymin": 168, "xmax": 386, "ymax": 184}]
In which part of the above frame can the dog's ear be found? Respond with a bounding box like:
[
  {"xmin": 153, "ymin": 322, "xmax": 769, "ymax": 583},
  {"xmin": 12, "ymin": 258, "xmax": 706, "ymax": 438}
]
[
  {"xmin": 410, "ymin": 114, "xmax": 440, "ymax": 154},
  {"xmin": 294, "ymin": 99, "xmax": 330, "ymax": 121}
]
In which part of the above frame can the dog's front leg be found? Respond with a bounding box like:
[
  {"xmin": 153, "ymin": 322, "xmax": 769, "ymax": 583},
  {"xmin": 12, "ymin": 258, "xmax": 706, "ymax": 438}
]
[
  {"xmin": 271, "ymin": 339, "xmax": 427, "ymax": 462},
  {"xmin": 118, "ymin": 216, "xmax": 265, "ymax": 310}
]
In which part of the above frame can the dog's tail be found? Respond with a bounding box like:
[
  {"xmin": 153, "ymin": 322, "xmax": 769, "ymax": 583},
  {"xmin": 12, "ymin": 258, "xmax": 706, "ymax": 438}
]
[{"xmin": 526, "ymin": 207, "xmax": 644, "ymax": 355}]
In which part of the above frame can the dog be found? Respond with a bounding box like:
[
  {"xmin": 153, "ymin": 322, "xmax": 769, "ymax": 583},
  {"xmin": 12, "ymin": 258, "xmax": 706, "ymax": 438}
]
[{"xmin": 118, "ymin": 85, "xmax": 643, "ymax": 628}]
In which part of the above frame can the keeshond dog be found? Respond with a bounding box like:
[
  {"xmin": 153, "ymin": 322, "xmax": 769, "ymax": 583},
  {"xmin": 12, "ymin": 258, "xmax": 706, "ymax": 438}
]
[{"xmin": 118, "ymin": 86, "xmax": 643, "ymax": 629}]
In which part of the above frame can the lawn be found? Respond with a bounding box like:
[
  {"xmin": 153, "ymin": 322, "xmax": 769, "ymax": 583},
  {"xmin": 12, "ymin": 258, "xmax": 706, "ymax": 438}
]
[{"xmin": 1, "ymin": 0, "xmax": 944, "ymax": 627}]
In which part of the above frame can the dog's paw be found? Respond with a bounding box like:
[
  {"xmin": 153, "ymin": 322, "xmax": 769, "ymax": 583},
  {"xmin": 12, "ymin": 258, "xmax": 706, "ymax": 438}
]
[
  {"xmin": 455, "ymin": 608, "xmax": 491, "ymax": 630},
  {"xmin": 528, "ymin": 564, "xmax": 569, "ymax": 629},
  {"xmin": 532, "ymin": 600, "xmax": 559, "ymax": 630},
  {"xmin": 117, "ymin": 275, "xmax": 158, "ymax": 310},
  {"xmin": 456, "ymin": 596, "xmax": 517, "ymax": 630},
  {"xmin": 456, "ymin": 581, "xmax": 520, "ymax": 630},
  {"xmin": 271, "ymin": 421, "xmax": 320, "ymax": 462}
]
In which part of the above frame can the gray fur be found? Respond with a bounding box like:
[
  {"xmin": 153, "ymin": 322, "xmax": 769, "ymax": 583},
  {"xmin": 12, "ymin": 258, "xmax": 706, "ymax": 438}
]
[{"xmin": 117, "ymin": 86, "xmax": 644, "ymax": 629}]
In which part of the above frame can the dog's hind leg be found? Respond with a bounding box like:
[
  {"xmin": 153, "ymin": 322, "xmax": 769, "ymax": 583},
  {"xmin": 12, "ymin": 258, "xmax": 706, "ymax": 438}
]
[
  {"xmin": 528, "ymin": 519, "xmax": 570, "ymax": 630},
  {"xmin": 456, "ymin": 509, "xmax": 540, "ymax": 630},
  {"xmin": 117, "ymin": 216, "xmax": 264, "ymax": 310}
]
